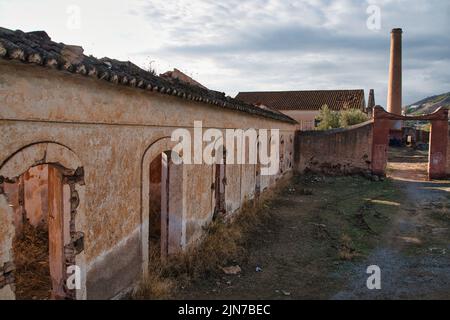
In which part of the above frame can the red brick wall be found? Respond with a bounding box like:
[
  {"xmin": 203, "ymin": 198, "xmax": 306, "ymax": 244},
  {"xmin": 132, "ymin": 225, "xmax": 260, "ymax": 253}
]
[{"xmin": 295, "ymin": 121, "xmax": 373, "ymax": 175}]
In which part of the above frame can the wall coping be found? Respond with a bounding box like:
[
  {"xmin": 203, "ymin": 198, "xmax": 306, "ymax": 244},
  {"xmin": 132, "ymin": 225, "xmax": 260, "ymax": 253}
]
[{"xmin": 297, "ymin": 120, "xmax": 373, "ymax": 136}]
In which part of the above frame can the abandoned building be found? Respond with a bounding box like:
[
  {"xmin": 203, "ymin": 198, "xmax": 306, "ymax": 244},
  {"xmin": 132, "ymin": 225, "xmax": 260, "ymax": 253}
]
[
  {"xmin": 0, "ymin": 27, "xmax": 297, "ymax": 300},
  {"xmin": 0, "ymin": 26, "xmax": 449, "ymax": 300},
  {"xmin": 235, "ymin": 89, "xmax": 367, "ymax": 130}
]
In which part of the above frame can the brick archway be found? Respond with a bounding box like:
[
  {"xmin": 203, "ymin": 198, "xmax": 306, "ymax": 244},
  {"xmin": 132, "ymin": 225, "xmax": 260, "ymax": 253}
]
[{"xmin": 371, "ymin": 106, "xmax": 448, "ymax": 179}]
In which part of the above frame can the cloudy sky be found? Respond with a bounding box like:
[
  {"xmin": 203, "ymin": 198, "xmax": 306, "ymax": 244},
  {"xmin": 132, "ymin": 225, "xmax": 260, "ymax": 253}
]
[{"xmin": 1, "ymin": 0, "xmax": 449, "ymax": 105}]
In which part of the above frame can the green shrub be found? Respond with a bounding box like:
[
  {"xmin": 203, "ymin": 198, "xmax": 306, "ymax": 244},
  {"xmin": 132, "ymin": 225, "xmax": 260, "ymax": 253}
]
[
  {"xmin": 315, "ymin": 105, "xmax": 369, "ymax": 130},
  {"xmin": 339, "ymin": 108, "xmax": 369, "ymax": 127},
  {"xmin": 315, "ymin": 105, "xmax": 340, "ymax": 130}
]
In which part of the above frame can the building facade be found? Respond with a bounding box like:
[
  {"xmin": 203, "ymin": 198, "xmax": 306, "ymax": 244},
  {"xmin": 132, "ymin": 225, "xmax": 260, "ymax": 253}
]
[{"xmin": 0, "ymin": 28, "xmax": 297, "ymax": 299}]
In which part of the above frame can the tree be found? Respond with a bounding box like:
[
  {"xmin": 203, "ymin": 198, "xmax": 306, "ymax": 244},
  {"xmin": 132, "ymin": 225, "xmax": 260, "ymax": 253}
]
[
  {"xmin": 315, "ymin": 105, "xmax": 340, "ymax": 130},
  {"xmin": 315, "ymin": 106, "xmax": 369, "ymax": 130},
  {"xmin": 339, "ymin": 108, "xmax": 369, "ymax": 127}
]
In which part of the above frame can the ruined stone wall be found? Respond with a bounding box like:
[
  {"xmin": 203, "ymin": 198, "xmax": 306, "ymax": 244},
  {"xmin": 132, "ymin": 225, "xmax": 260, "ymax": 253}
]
[
  {"xmin": 295, "ymin": 121, "xmax": 373, "ymax": 175},
  {"xmin": 0, "ymin": 60, "xmax": 296, "ymax": 299}
]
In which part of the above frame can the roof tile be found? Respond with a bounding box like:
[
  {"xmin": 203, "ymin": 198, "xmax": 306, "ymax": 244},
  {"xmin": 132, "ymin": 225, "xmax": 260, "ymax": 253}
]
[
  {"xmin": 0, "ymin": 27, "xmax": 296, "ymax": 124},
  {"xmin": 236, "ymin": 90, "xmax": 366, "ymax": 111}
]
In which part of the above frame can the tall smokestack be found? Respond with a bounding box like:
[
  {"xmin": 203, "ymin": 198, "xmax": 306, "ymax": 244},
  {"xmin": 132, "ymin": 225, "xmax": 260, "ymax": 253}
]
[
  {"xmin": 387, "ymin": 28, "xmax": 402, "ymax": 129},
  {"xmin": 367, "ymin": 89, "xmax": 375, "ymax": 116}
]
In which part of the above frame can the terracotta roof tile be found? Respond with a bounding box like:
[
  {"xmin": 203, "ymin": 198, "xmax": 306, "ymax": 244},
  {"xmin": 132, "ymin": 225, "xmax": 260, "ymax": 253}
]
[
  {"xmin": 160, "ymin": 68, "xmax": 207, "ymax": 90},
  {"xmin": 0, "ymin": 27, "xmax": 296, "ymax": 124},
  {"xmin": 236, "ymin": 90, "xmax": 366, "ymax": 111}
]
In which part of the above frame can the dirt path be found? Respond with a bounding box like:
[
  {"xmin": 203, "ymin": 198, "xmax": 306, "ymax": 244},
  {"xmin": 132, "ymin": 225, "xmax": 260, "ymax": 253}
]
[
  {"xmin": 177, "ymin": 148, "xmax": 450, "ymax": 299},
  {"xmin": 333, "ymin": 179, "xmax": 450, "ymax": 299},
  {"xmin": 334, "ymin": 148, "xmax": 450, "ymax": 299},
  {"xmin": 177, "ymin": 181, "xmax": 340, "ymax": 299}
]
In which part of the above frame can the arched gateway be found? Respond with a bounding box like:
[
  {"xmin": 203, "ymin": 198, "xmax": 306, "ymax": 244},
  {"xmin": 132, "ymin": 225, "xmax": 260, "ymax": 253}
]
[{"xmin": 371, "ymin": 106, "xmax": 448, "ymax": 180}]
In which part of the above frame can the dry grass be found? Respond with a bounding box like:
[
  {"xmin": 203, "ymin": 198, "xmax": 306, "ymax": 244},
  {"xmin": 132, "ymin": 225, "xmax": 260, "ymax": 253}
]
[
  {"xmin": 133, "ymin": 176, "xmax": 290, "ymax": 299},
  {"xmin": 133, "ymin": 246, "xmax": 174, "ymax": 300},
  {"xmin": 13, "ymin": 221, "xmax": 51, "ymax": 300}
]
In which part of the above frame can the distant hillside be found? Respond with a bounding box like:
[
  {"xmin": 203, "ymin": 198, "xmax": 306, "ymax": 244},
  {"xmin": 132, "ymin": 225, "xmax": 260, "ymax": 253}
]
[{"xmin": 405, "ymin": 92, "xmax": 450, "ymax": 115}]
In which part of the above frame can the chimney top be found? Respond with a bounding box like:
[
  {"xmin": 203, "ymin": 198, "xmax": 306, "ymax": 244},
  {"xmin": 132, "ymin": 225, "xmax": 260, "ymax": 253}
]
[{"xmin": 391, "ymin": 28, "xmax": 403, "ymax": 34}]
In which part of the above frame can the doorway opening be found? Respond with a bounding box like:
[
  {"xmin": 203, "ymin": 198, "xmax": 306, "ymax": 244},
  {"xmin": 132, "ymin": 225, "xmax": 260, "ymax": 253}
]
[
  {"xmin": 2, "ymin": 164, "xmax": 67, "ymax": 299},
  {"xmin": 148, "ymin": 150, "xmax": 183, "ymax": 262},
  {"xmin": 213, "ymin": 148, "xmax": 226, "ymax": 219},
  {"xmin": 387, "ymin": 124, "xmax": 430, "ymax": 181}
]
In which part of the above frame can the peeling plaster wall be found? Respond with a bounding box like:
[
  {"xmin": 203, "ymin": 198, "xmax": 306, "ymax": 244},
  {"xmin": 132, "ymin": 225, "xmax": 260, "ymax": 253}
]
[
  {"xmin": 240, "ymin": 164, "xmax": 256, "ymax": 203},
  {"xmin": 295, "ymin": 121, "xmax": 373, "ymax": 175},
  {"xmin": 0, "ymin": 61, "xmax": 296, "ymax": 299},
  {"xmin": 184, "ymin": 163, "xmax": 213, "ymax": 245},
  {"xmin": 225, "ymin": 164, "xmax": 242, "ymax": 214}
]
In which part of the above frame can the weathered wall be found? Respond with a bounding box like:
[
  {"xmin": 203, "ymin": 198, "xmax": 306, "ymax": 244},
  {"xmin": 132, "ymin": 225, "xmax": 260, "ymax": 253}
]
[
  {"xmin": 295, "ymin": 121, "xmax": 373, "ymax": 175},
  {"xmin": 0, "ymin": 60, "xmax": 296, "ymax": 299},
  {"xmin": 183, "ymin": 163, "xmax": 214, "ymax": 244}
]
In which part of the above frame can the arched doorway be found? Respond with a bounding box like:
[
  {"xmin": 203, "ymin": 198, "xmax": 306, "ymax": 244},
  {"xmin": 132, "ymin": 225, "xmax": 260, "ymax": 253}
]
[
  {"xmin": 141, "ymin": 138, "xmax": 184, "ymax": 278},
  {"xmin": 372, "ymin": 106, "xmax": 448, "ymax": 180},
  {"xmin": 0, "ymin": 142, "xmax": 85, "ymax": 300},
  {"xmin": 148, "ymin": 150, "xmax": 183, "ymax": 259}
]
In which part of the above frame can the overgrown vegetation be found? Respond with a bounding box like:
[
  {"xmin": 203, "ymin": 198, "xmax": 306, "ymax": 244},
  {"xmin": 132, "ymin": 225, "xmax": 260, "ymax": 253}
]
[
  {"xmin": 339, "ymin": 108, "xmax": 370, "ymax": 127},
  {"xmin": 315, "ymin": 105, "xmax": 340, "ymax": 130},
  {"xmin": 315, "ymin": 105, "xmax": 369, "ymax": 130},
  {"xmin": 133, "ymin": 178, "xmax": 290, "ymax": 299}
]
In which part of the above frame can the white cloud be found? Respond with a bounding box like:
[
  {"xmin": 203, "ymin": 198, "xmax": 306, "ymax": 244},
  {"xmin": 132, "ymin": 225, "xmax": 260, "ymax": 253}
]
[{"xmin": 0, "ymin": 0, "xmax": 449, "ymax": 105}]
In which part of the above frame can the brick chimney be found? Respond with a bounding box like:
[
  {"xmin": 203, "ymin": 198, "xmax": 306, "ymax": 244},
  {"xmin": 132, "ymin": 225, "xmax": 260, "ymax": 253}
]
[
  {"xmin": 387, "ymin": 28, "xmax": 402, "ymax": 128},
  {"xmin": 367, "ymin": 89, "xmax": 375, "ymax": 116}
]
